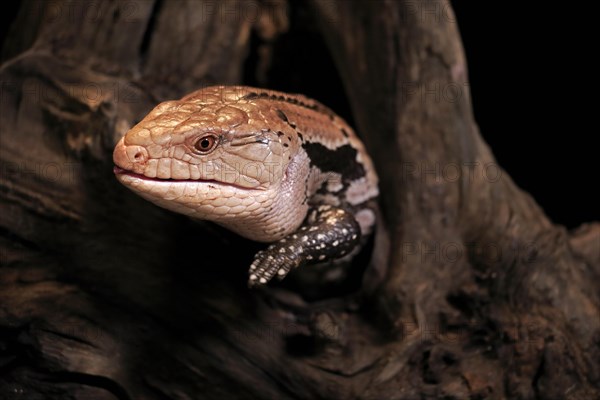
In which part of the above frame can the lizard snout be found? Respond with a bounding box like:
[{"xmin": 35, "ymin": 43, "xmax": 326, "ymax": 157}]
[{"xmin": 113, "ymin": 138, "xmax": 149, "ymax": 173}]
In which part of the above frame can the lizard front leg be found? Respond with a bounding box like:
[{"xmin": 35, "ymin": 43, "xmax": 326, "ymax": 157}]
[{"xmin": 248, "ymin": 205, "xmax": 361, "ymax": 287}]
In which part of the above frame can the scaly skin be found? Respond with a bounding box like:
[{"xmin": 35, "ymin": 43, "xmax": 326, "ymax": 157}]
[{"xmin": 113, "ymin": 86, "xmax": 378, "ymax": 286}]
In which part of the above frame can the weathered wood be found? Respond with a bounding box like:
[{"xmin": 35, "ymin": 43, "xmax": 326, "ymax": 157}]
[{"xmin": 1, "ymin": 1, "xmax": 598, "ymax": 399}]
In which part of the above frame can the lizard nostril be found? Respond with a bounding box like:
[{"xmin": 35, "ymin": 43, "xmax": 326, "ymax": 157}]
[{"xmin": 125, "ymin": 145, "xmax": 148, "ymax": 165}]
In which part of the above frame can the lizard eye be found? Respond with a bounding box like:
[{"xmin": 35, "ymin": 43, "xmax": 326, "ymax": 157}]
[{"xmin": 193, "ymin": 134, "xmax": 218, "ymax": 154}]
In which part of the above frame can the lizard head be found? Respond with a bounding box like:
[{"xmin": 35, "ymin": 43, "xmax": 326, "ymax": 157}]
[{"xmin": 113, "ymin": 86, "xmax": 303, "ymax": 232}]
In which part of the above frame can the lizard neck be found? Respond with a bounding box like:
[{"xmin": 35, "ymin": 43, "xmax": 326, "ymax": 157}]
[{"xmin": 211, "ymin": 151, "xmax": 310, "ymax": 242}]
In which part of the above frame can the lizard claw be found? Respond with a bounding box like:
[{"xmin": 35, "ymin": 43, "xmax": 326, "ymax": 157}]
[
  {"xmin": 248, "ymin": 250, "xmax": 277, "ymax": 287},
  {"xmin": 248, "ymin": 247, "xmax": 299, "ymax": 287}
]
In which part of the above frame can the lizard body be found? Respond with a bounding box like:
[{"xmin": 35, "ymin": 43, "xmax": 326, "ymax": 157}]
[{"xmin": 113, "ymin": 86, "xmax": 378, "ymax": 286}]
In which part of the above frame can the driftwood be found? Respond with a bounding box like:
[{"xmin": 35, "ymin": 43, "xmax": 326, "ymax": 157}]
[{"xmin": 1, "ymin": 1, "xmax": 598, "ymax": 399}]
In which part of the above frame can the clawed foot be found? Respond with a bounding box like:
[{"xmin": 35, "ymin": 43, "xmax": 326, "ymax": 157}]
[
  {"xmin": 248, "ymin": 246, "xmax": 301, "ymax": 287},
  {"xmin": 247, "ymin": 205, "xmax": 361, "ymax": 288},
  {"xmin": 248, "ymin": 206, "xmax": 360, "ymax": 287}
]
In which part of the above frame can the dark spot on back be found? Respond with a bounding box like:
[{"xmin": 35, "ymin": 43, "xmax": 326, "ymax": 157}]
[
  {"xmin": 242, "ymin": 92, "xmax": 259, "ymax": 100},
  {"xmin": 297, "ymin": 132, "xmax": 304, "ymax": 142},
  {"xmin": 341, "ymin": 128, "xmax": 350, "ymax": 138},
  {"xmin": 276, "ymin": 109, "xmax": 289, "ymax": 123}
]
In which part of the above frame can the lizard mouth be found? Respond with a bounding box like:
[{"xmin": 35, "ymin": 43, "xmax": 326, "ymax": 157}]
[
  {"xmin": 113, "ymin": 166, "xmax": 262, "ymax": 189},
  {"xmin": 113, "ymin": 166, "xmax": 203, "ymax": 183}
]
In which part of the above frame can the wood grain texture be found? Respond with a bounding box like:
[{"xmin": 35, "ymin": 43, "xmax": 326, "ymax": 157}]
[{"xmin": 1, "ymin": 0, "xmax": 598, "ymax": 399}]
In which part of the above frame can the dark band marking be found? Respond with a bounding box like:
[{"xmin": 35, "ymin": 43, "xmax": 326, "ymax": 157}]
[
  {"xmin": 341, "ymin": 128, "xmax": 350, "ymax": 138},
  {"xmin": 302, "ymin": 142, "xmax": 366, "ymax": 182}
]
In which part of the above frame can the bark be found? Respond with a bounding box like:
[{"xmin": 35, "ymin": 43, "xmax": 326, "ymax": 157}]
[{"xmin": 1, "ymin": 1, "xmax": 598, "ymax": 399}]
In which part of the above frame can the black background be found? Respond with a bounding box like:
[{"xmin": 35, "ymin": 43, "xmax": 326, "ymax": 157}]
[
  {"xmin": 451, "ymin": 1, "xmax": 597, "ymax": 229},
  {"xmin": 1, "ymin": 2, "xmax": 597, "ymax": 229}
]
